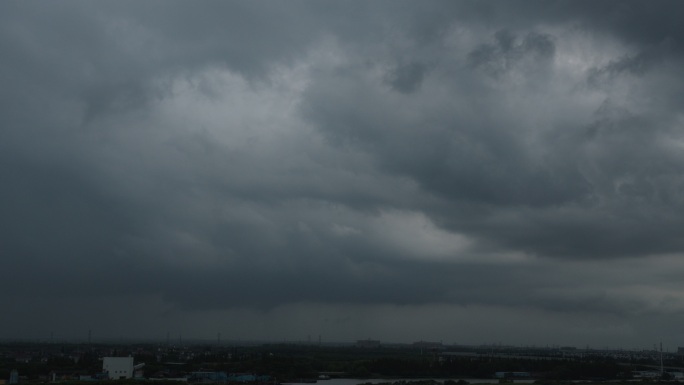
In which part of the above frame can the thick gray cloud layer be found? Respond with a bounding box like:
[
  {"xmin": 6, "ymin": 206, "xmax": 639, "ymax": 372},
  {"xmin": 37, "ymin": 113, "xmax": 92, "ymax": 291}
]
[{"xmin": 2, "ymin": 1, "xmax": 684, "ymax": 347}]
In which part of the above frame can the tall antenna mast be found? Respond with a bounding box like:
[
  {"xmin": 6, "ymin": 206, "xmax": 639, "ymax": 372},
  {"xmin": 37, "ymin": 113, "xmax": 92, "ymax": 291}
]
[{"xmin": 661, "ymin": 341, "xmax": 664, "ymax": 376}]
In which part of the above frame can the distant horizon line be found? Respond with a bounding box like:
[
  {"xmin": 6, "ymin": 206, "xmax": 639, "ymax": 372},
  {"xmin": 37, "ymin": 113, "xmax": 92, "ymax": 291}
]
[{"xmin": 0, "ymin": 337, "xmax": 679, "ymax": 352}]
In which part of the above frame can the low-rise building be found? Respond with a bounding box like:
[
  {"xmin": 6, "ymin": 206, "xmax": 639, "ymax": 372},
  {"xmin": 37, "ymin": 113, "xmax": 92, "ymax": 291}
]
[{"xmin": 103, "ymin": 357, "xmax": 134, "ymax": 380}]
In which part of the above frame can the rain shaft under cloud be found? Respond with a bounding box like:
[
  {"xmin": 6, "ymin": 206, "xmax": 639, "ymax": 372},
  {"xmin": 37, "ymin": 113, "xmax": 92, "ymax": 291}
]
[{"xmin": 2, "ymin": 1, "xmax": 684, "ymax": 347}]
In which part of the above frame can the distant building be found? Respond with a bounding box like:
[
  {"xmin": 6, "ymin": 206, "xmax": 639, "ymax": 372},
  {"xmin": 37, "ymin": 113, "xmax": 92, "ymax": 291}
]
[
  {"xmin": 103, "ymin": 357, "xmax": 134, "ymax": 380},
  {"xmin": 356, "ymin": 339, "xmax": 381, "ymax": 348}
]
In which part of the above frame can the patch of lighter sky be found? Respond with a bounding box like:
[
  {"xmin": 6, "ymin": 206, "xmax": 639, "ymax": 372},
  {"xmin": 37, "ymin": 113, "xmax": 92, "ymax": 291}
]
[
  {"xmin": 158, "ymin": 66, "xmax": 305, "ymax": 146},
  {"xmin": 330, "ymin": 223, "xmax": 361, "ymax": 237},
  {"xmin": 663, "ymin": 113, "xmax": 684, "ymax": 150},
  {"xmin": 106, "ymin": 67, "xmax": 314, "ymax": 269},
  {"xmin": 546, "ymin": 25, "xmax": 644, "ymax": 116},
  {"xmin": 612, "ymin": 175, "xmax": 637, "ymax": 196},
  {"xmin": 365, "ymin": 209, "xmax": 475, "ymax": 262},
  {"xmin": 441, "ymin": 21, "xmax": 492, "ymax": 56},
  {"xmin": 152, "ymin": 36, "xmax": 373, "ymax": 159},
  {"xmin": 543, "ymin": 23, "xmax": 634, "ymax": 76}
]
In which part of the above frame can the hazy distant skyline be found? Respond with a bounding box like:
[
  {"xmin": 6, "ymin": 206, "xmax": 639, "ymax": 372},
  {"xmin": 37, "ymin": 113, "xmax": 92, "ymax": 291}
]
[{"xmin": 3, "ymin": 1, "xmax": 684, "ymax": 349}]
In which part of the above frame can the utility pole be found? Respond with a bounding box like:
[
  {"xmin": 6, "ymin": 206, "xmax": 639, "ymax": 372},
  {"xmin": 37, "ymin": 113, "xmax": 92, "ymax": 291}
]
[{"xmin": 660, "ymin": 341, "xmax": 664, "ymax": 376}]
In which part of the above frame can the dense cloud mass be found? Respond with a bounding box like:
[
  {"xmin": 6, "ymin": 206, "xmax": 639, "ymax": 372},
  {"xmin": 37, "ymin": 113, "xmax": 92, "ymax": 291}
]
[{"xmin": 2, "ymin": 1, "xmax": 684, "ymax": 347}]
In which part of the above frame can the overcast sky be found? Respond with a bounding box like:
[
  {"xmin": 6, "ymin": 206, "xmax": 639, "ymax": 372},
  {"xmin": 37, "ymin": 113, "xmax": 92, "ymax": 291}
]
[{"xmin": 3, "ymin": 1, "xmax": 684, "ymax": 349}]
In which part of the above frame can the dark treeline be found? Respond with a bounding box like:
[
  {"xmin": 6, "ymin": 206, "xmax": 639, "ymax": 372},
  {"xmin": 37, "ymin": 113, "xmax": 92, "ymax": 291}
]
[
  {"xmin": 361, "ymin": 356, "xmax": 626, "ymax": 380},
  {"xmin": 0, "ymin": 343, "xmax": 667, "ymax": 382}
]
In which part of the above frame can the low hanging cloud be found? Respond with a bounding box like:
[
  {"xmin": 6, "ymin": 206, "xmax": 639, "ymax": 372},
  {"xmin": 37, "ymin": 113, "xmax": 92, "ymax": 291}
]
[{"xmin": 2, "ymin": 1, "xmax": 684, "ymax": 347}]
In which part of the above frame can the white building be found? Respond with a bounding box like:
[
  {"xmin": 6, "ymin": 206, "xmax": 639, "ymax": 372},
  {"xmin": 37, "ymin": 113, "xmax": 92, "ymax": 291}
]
[{"xmin": 103, "ymin": 357, "xmax": 134, "ymax": 380}]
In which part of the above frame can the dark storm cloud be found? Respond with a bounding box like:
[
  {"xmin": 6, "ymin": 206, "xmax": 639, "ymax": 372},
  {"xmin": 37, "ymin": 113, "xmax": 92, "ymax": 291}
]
[
  {"xmin": 3, "ymin": 0, "xmax": 684, "ymax": 345},
  {"xmin": 299, "ymin": 1, "xmax": 684, "ymax": 261},
  {"xmin": 468, "ymin": 30, "xmax": 555, "ymax": 77},
  {"xmin": 384, "ymin": 62, "xmax": 428, "ymax": 94}
]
